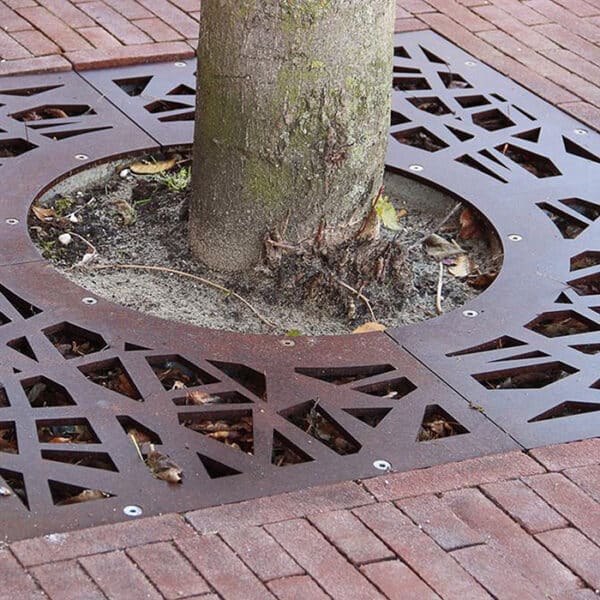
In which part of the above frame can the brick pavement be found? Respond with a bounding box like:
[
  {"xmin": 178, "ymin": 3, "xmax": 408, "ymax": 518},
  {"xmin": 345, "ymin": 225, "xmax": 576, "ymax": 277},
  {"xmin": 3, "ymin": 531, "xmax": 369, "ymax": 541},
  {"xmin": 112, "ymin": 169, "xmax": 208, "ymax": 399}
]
[
  {"xmin": 0, "ymin": 0, "xmax": 598, "ymax": 129},
  {"xmin": 1, "ymin": 438, "xmax": 598, "ymax": 599}
]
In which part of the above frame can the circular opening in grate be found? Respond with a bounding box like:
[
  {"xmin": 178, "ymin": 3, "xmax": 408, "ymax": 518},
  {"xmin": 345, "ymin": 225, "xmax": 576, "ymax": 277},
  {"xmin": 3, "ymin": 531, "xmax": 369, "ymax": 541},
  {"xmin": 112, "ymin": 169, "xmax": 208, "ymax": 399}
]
[{"xmin": 29, "ymin": 149, "xmax": 502, "ymax": 336}]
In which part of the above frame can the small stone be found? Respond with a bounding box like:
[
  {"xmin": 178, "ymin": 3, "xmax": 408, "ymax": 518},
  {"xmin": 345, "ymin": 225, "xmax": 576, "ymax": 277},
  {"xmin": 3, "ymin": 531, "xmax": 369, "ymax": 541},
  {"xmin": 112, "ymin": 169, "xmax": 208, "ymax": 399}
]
[
  {"xmin": 58, "ymin": 233, "xmax": 72, "ymax": 246},
  {"xmin": 120, "ymin": 169, "xmax": 130, "ymax": 178}
]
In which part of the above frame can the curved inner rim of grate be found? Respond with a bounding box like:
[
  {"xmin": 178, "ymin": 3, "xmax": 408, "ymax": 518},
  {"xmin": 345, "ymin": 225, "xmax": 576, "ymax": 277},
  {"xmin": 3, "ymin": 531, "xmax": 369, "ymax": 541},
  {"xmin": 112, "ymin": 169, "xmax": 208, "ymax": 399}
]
[{"xmin": 31, "ymin": 148, "xmax": 502, "ymax": 335}]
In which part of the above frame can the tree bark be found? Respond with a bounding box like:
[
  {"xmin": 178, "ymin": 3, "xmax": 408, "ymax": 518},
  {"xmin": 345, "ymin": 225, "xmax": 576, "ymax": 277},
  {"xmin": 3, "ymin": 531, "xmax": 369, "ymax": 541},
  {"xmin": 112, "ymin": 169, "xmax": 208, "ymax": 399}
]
[{"xmin": 190, "ymin": 0, "xmax": 395, "ymax": 271}]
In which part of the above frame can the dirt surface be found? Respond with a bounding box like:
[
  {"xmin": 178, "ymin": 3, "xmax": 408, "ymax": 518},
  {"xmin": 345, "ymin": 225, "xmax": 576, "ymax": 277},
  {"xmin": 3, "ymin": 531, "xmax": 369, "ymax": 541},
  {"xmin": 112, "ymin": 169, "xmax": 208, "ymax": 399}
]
[{"xmin": 30, "ymin": 154, "xmax": 502, "ymax": 336}]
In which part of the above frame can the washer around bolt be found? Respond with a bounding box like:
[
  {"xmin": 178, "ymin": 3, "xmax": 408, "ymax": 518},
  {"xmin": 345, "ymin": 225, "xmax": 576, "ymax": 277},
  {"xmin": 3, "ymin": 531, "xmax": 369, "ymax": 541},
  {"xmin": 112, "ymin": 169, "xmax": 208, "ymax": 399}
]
[
  {"xmin": 373, "ymin": 459, "xmax": 392, "ymax": 472},
  {"xmin": 174, "ymin": 61, "xmax": 187, "ymax": 68},
  {"xmin": 464, "ymin": 60, "xmax": 477, "ymax": 67},
  {"xmin": 463, "ymin": 310, "xmax": 479, "ymax": 318},
  {"xmin": 123, "ymin": 505, "xmax": 143, "ymax": 517},
  {"xmin": 280, "ymin": 339, "xmax": 295, "ymax": 347},
  {"xmin": 75, "ymin": 154, "xmax": 89, "ymax": 161},
  {"xmin": 508, "ymin": 234, "xmax": 523, "ymax": 242},
  {"xmin": 82, "ymin": 297, "xmax": 97, "ymax": 305},
  {"xmin": 574, "ymin": 128, "xmax": 588, "ymax": 135},
  {"xmin": 5, "ymin": 218, "xmax": 19, "ymax": 225},
  {"xmin": 409, "ymin": 164, "xmax": 424, "ymax": 172}
]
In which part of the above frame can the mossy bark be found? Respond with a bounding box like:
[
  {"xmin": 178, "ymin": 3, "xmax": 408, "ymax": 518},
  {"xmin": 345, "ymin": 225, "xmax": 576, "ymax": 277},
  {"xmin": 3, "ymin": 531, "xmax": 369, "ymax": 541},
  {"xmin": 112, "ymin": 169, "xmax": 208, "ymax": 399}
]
[{"xmin": 190, "ymin": 0, "xmax": 395, "ymax": 271}]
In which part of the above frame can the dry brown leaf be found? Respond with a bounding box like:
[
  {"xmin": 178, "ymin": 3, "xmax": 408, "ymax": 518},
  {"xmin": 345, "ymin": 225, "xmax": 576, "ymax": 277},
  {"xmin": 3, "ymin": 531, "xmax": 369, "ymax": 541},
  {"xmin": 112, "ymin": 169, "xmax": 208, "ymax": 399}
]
[
  {"xmin": 467, "ymin": 272, "xmax": 497, "ymax": 289},
  {"xmin": 58, "ymin": 489, "xmax": 108, "ymax": 505},
  {"xmin": 352, "ymin": 322, "xmax": 386, "ymax": 334},
  {"xmin": 458, "ymin": 207, "xmax": 482, "ymax": 240},
  {"xmin": 112, "ymin": 199, "xmax": 136, "ymax": 225},
  {"xmin": 146, "ymin": 449, "xmax": 182, "ymax": 484},
  {"xmin": 448, "ymin": 255, "xmax": 474, "ymax": 278},
  {"xmin": 32, "ymin": 205, "xmax": 56, "ymax": 221},
  {"xmin": 130, "ymin": 156, "xmax": 177, "ymax": 175},
  {"xmin": 424, "ymin": 234, "xmax": 464, "ymax": 260},
  {"xmin": 186, "ymin": 390, "xmax": 213, "ymax": 405}
]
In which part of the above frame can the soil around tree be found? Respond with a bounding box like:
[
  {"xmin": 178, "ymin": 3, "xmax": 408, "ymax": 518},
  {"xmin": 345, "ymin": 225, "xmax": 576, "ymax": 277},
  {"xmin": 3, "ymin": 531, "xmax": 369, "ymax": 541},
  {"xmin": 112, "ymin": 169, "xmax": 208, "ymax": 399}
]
[{"xmin": 30, "ymin": 153, "xmax": 502, "ymax": 336}]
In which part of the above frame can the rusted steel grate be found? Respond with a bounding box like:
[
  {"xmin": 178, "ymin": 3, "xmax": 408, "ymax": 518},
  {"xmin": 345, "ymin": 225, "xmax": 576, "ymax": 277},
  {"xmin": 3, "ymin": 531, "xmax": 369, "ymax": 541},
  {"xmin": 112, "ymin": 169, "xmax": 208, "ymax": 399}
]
[{"xmin": 0, "ymin": 32, "xmax": 597, "ymax": 541}]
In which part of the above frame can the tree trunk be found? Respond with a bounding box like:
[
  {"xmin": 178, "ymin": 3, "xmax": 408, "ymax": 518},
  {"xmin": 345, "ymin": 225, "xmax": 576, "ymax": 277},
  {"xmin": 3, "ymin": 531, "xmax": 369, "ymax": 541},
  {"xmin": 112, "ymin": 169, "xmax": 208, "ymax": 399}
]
[{"xmin": 190, "ymin": 0, "xmax": 395, "ymax": 271}]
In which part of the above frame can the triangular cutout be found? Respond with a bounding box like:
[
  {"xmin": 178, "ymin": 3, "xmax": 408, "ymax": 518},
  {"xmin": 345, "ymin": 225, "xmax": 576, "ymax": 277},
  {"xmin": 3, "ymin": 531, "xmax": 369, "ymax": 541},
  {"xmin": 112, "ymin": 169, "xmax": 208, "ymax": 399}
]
[
  {"xmin": 0, "ymin": 84, "xmax": 62, "ymax": 97},
  {"xmin": 343, "ymin": 407, "xmax": 393, "ymax": 428},
  {"xmin": 0, "ymin": 284, "xmax": 41, "ymax": 318},
  {"xmin": 563, "ymin": 137, "xmax": 600, "ymax": 164},
  {"xmin": 420, "ymin": 46, "xmax": 446, "ymax": 63},
  {"xmin": 513, "ymin": 128, "xmax": 541, "ymax": 142},
  {"xmin": 7, "ymin": 336, "xmax": 37, "ymax": 361},
  {"xmin": 0, "ymin": 387, "xmax": 9, "ymax": 407},
  {"xmin": 208, "ymin": 360, "xmax": 266, "ymax": 400},
  {"xmin": 167, "ymin": 84, "xmax": 195, "ymax": 95},
  {"xmin": 42, "ymin": 126, "xmax": 113, "ymax": 140},
  {"xmin": 528, "ymin": 401, "xmax": 600, "ymax": 423},
  {"xmin": 0, "ymin": 468, "xmax": 28, "ymax": 508},
  {"xmin": 295, "ymin": 364, "xmax": 394, "ymax": 385},
  {"xmin": 456, "ymin": 155, "xmax": 508, "ymax": 183},
  {"xmin": 555, "ymin": 293, "xmax": 572, "ymax": 304},
  {"xmin": 570, "ymin": 344, "xmax": 600, "ymax": 355},
  {"xmin": 491, "ymin": 350, "xmax": 549, "ymax": 362},
  {"xmin": 113, "ymin": 76, "xmax": 152, "ymax": 97},
  {"xmin": 417, "ymin": 405, "xmax": 469, "ymax": 441},
  {"xmin": 125, "ymin": 342, "xmax": 151, "ymax": 351},
  {"xmin": 272, "ymin": 431, "xmax": 313, "ymax": 467},
  {"xmin": 353, "ymin": 376, "xmax": 417, "ymax": 399},
  {"xmin": 447, "ymin": 336, "xmax": 527, "ymax": 357},
  {"xmin": 49, "ymin": 480, "xmax": 113, "ymax": 506},
  {"xmin": 446, "ymin": 126, "xmax": 474, "ymax": 141},
  {"xmin": 198, "ymin": 453, "xmax": 242, "ymax": 478}
]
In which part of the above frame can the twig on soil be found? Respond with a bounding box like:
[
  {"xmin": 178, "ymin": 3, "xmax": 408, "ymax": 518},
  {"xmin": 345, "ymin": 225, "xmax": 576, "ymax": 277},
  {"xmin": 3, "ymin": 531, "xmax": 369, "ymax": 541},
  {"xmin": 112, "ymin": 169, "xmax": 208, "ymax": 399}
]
[
  {"xmin": 436, "ymin": 261, "xmax": 444, "ymax": 315},
  {"xmin": 336, "ymin": 278, "xmax": 376, "ymax": 321},
  {"xmin": 90, "ymin": 263, "xmax": 278, "ymax": 329},
  {"xmin": 266, "ymin": 239, "xmax": 299, "ymax": 251},
  {"xmin": 408, "ymin": 202, "xmax": 462, "ymax": 252}
]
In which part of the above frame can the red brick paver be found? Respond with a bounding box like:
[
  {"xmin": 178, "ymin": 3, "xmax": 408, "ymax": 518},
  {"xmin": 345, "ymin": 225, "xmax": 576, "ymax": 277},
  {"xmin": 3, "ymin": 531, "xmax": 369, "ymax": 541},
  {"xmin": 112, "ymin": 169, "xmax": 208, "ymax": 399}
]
[
  {"xmin": 1, "ymin": 440, "xmax": 599, "ymax": 599},
  {"xmin": 0, "ymin": 0, "xmax": 598, "ymax": 129}
]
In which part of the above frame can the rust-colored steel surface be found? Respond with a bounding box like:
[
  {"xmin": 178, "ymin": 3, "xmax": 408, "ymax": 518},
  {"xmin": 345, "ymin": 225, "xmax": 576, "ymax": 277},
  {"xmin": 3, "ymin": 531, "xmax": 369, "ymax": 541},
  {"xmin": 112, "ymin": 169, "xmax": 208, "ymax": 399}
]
[{"xmin": 0, "ymin": 32, "xmax": 597, "ymax": 541}]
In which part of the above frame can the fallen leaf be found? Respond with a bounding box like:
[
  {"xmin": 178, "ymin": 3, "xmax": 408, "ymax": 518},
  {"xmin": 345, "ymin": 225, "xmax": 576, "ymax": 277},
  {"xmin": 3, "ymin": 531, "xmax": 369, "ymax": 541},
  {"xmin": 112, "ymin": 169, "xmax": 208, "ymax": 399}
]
[
  {"xmin": 186, "ymin": 390, "xmax": 214, "ymax": 405},
  {"xmin": 448, "ymin": 255, "xmax": 474, "ymax": 278},
  {"xmin": 424, "ymin": 234, "xmax": 464, "ymax": 260},
  {"xmin": 458, "ymin": 207, "xmax": 482, "ymax": 240},
  {"xmin": 146, "ymin": 449, "xmax": 182, "ymax": 484},
  {"xmin": 112, "ymin": 199, "xmax": 136, "ymax": 225},
  {"xmin": 286, "ymin": 329, "xmax": 302, "ymax": 337},
  {"xmin": 32, "ymin": 205, "xmax": 56, "ymax": 221},
  {"xmin": 467, "ymin": 272, "xmax": 497, "ymax": 289},
  {"xmin": 376, "ymin": 195, "xmax": 402, "ymax": 231},
  {"xmin": 57, "ymin": 489, "xmax": 109, "ymax": 505},
  {"xmin": 352, "ymin": 322, "xmax": 386, "ymax": 334},
  {"xmin": 130, "ymin": 156, "xmax": 177, "ymax": 175}
]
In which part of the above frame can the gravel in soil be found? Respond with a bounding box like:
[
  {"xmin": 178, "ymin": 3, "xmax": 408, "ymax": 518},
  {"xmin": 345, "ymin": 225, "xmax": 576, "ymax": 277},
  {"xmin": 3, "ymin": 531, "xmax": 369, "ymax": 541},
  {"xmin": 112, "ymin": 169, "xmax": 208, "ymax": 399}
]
[{"xmin": 30, "ymin": 154, "xmax": 502, "ymax": 336}]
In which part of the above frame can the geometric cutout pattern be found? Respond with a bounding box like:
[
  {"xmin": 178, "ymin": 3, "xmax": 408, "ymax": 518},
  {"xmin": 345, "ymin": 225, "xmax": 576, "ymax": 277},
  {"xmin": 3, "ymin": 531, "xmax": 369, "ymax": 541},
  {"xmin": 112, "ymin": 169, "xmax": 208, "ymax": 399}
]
[{"xmin": 0, "ymin": 30, "xmax": 598, "ymax": 542}]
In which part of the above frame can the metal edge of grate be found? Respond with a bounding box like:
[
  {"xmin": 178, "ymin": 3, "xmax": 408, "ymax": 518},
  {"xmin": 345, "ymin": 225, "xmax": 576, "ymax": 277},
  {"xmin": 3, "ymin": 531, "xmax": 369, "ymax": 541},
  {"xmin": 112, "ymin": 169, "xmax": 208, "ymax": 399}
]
[{"xmin": 0, "ymin": 31, "xmax": 596, "ymax": 541}]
